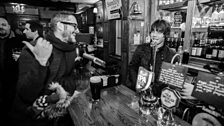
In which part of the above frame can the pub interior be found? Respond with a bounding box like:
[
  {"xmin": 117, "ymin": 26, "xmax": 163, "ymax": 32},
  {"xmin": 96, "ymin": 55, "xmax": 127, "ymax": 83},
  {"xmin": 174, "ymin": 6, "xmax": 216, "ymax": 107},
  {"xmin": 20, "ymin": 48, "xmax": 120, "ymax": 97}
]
[{"xmin": 0, "ymin": 0, "xmax": 224, "ymax": 126}]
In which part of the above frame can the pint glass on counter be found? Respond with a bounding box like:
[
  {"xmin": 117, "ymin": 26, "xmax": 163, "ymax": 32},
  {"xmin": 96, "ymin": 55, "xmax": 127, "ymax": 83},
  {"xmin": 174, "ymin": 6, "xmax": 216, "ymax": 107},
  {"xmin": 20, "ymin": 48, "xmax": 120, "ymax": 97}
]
[{"xmin": 90, "ymin": 76, "xmax": 103, "ymax": 101}]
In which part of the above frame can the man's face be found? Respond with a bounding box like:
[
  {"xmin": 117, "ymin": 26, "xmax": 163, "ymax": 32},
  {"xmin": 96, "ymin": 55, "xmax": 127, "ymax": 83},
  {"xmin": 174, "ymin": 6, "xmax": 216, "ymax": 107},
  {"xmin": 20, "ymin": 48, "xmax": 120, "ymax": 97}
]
[
  {"xmin": 0, "ymin": 18, "xmax": 10, "ymax": 38},
  {"xmin": 150, "ymin": 30, "xmax": 165, "ymax": 48},
  {"xmin": 23, "ymin": 23, "xmax": 36, "ymax": 40},
  {"xmin": 60, "ymin": 15, "xmax": 78, "ymax": 43}
]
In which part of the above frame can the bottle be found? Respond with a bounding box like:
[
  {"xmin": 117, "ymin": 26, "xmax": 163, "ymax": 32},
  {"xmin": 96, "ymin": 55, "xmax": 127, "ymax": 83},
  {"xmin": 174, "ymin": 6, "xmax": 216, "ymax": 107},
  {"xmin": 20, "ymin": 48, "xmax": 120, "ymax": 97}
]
[
  {"xmin": 211, "ymin": 39, "xmax": 219, "ymax": 60},
  {"xmin": 174, "ymin": 38, "xmax": 179, "ymax": 52},
  {"xmin": 177, "ymin": 45, "xmax": 183, "ymax": 64},
  {"xmin": 170, "ymin": 37, "xmax": 176, "ymax": 51},
  {"xmin": 201, "ymin": 39, "xmax": 207, "ymax": 58},
  {"xmin": 166, "ymin": 37, "xmax": 171, "ymax": 48},
  {"xmin": 205, "ymin": 39, "xmax": 212, "ymax": 59},
  {"xmin": 219, "ymin": 4, "xmax": 224, "ymax": 24},
  {"xmin": 191, "ymin": 37, "xmax": 197, "ymax": 56},
  {"xmin": 182, "ymin": 49, "xmax": 189, "ymax": 64},
  {"xmin": 218, "ymin": 39, "xmax": 224, "ymax": 60},
  {"xmin": 196, "ymin": 39, "xmax": 203, "ymax": 57},
  {"xmin": 211, "ymin": 4, "xmax": 220, "ymax": 24}
]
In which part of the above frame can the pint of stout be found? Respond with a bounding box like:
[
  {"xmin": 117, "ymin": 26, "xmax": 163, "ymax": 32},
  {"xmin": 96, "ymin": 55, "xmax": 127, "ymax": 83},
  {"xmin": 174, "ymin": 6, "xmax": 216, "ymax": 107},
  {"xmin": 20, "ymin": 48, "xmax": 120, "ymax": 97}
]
[{"xmin": 90, "ymin": 76, "xmax": 103, "ymax": 101}]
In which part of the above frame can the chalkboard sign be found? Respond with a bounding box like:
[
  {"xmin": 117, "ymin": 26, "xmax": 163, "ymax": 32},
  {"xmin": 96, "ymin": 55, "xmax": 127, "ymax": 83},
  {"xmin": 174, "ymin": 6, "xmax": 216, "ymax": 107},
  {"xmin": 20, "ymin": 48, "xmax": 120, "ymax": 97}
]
[
  {"xmin": 208, "ymin": 26, "xmax": 224, "ymax": 39},
  {"xmin": 174, "ymin": 11, "xmax": 182, "ymax": 27},
  {"xmin": 192, "ymin": 71, "xmax": 224, "ymax": 110},
  {"xmin": 159, "ymin": 62, "xmax": 188, "ymax": 89}
]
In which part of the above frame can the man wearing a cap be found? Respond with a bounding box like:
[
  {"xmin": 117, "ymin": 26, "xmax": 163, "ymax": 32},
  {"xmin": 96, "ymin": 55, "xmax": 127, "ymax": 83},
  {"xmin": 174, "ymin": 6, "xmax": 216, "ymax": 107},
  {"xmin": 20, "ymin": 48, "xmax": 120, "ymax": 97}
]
[{"xmin": 10, "ymin": 12, "xmax": 80, "ymax": 126}]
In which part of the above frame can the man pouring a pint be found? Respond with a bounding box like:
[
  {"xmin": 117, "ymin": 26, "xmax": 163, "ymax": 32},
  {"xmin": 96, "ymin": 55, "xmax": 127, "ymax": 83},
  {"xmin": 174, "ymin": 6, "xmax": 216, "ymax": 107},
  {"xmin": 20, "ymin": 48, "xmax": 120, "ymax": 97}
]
[{"xmin": 128, "ymin": 19, "xmax": 176, "ymax": 97}]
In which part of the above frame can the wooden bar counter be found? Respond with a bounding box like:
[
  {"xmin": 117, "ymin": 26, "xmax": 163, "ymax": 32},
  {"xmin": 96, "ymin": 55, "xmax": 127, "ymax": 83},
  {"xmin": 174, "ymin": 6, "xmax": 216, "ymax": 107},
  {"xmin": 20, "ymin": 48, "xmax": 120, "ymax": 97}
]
[{"xmin": 68, "ymin": 84, "xmax": 191, "ymax": 126}]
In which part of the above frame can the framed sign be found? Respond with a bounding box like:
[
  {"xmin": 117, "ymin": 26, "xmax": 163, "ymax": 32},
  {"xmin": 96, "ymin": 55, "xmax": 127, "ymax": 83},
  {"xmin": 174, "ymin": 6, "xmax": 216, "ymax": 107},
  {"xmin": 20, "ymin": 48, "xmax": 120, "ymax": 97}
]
[
  {"xmin": 192, "ymin": 71, "xmax": 224, "ymax": 110},
  {"xmin": 208, "ymin": 25, "xmax": 224, "ymax": 39},
  {"xmin": 161, "ymin": 87, "xmax": 181, "ymax": 109},
  {"xmin": 159, "ymin": 62, "xmax": 188, "ymax": 89},
  {"xmin": 105, "ymin": 0, "xmax": 122, "ymax": 20}
]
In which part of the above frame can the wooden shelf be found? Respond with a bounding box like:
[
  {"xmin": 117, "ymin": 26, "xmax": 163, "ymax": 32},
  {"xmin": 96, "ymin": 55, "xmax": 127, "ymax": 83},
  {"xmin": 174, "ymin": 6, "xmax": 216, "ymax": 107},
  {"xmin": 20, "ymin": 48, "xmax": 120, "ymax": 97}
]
[
  {"xmin": 158, "ymin": 0, "xmax": 188, "ymax": 11},
  {"xmin": 171, "ymin": 27, "xmax": 181, "ymax": 32},
  {"xmin": 189, "ymin": 56, "xmax": 221, "ymax": 66},
  {"xmin": 200, "ymin": 0, "xmax": 223, "ymax": 5},
  {"xmin": 192, "ymin": 27, "xmax": 208, "ymax": 32}
]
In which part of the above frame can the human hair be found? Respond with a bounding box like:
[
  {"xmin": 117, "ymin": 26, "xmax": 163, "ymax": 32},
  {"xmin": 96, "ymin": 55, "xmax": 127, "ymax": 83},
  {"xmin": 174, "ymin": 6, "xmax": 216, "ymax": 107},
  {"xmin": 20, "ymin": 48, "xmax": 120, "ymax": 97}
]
[
  {"xmin": 150, "ymin": 19, "xmax": 171, "ymax": 37},
  {"xmin": 26, "ymin": 20, "xmax": 43, "ymax": 37},
  {"xmin": 50, "ymin": 12, "xmax": 77, "ymax": 31}
]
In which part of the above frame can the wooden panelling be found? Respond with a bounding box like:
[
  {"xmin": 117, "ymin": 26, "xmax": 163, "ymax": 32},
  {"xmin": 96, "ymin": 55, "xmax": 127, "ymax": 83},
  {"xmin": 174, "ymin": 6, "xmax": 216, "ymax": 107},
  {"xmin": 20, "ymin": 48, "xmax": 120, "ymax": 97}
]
[
  {"xmin": 96, "ymin": 0, "xmax": 104, "ymax": 23},
  {"xmin": 86, "ymin": 8, "xmax": 95, "ymax": 25},
  {"xmin": 103, "ymin": 22, "xmax": 108, "ymax": 41},
  {"xmin": 0, "ymin": 6, "xmax": 5, "ymax": 16},
  {"xmin": 108, "ymin": 20, "xmax": 116, "ymax": 55}
]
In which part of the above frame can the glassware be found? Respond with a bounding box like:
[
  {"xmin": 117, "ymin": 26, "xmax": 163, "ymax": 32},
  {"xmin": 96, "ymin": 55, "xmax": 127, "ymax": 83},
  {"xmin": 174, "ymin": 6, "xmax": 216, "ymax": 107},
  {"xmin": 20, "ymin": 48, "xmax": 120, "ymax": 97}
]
[
  {"xmin": 138, "ymin": 87, "xmax": 159, "ymax": 123},
  {"xmin": 157, "ymin": 108, "xmax": 179, "ymax": 126},
  {"xmin": 89, "ymin": 76, "xmax": 103, "ymax": 102}
]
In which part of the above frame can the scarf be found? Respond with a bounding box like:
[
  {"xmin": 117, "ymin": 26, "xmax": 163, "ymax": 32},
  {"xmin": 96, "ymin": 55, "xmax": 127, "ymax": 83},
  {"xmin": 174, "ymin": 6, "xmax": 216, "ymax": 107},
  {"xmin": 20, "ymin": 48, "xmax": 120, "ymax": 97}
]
[
  {"xmin": 45, "ymin": 31, "xmax": 76, "ymax": 52},
  {"xmin": 45, "ymin": 31, "xmax": 78, "ymax": 86}
]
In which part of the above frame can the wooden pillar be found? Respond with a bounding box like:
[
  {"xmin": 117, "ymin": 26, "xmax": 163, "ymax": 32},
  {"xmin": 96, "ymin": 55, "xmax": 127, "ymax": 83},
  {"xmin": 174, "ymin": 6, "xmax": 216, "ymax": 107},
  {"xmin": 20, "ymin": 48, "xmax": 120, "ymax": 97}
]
[
  {"xmin": 121, "ymin": 0, "xmax": 129, "ymax": 84},
  {"xmin": 184, "ymin": 0, "xmax": 196, "ymax": 52}
]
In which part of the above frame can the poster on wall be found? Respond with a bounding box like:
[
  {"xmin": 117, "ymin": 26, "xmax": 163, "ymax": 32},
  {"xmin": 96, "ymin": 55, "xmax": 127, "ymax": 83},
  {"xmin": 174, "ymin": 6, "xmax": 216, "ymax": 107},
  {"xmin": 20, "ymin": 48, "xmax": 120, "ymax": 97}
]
[{"xmin": 105, "ymin": 0, "xmax": 122, "ymax": 20}]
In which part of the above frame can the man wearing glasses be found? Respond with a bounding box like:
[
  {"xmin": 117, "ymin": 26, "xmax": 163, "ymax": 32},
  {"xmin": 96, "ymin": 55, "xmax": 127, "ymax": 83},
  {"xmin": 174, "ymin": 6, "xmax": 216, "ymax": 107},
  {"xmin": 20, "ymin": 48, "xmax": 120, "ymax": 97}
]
[{"xmin": 10, "ymin": 12, "xmax": 81, "ymax": 126}]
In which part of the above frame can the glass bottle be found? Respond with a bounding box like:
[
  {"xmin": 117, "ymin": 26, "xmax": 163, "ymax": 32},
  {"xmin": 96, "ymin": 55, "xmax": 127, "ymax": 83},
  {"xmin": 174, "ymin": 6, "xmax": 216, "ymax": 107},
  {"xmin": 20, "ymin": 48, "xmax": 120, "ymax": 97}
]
[
  {"xmin": 191, "ymin": 37, "xmax": 197, "ymax": 56},
  {"xmin": 206, "ymin": 39, "xmax": 212, "ymax": 59},
  {"xmin": 219, "ymin": 4, "xmax": 224, "ymax": 24},
  {"xmin": 211, "ymin": 4, "xmax": 220, "ymax": 24},
  {"xmin": 218, "ymin": 39, "xmax": 224, "ymax": 60},
  {"xmin": 211, "ymin": 39, "xmax": 219, "ymax": 60},
  {"xmin": 182, "ymin": 49, "xmax": 189, "ymax": 64}
]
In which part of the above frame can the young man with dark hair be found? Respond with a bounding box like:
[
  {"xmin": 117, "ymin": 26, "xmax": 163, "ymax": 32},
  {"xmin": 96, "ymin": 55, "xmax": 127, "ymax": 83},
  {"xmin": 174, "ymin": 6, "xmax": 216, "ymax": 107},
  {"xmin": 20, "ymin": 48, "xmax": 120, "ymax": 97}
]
[
  {"xmin": 128, "ymin": 19, "xmax": 176, "ymax": 97},
  {"xmin": 23, "ymin": 20, "xmax": 43, "ymax": 41}
]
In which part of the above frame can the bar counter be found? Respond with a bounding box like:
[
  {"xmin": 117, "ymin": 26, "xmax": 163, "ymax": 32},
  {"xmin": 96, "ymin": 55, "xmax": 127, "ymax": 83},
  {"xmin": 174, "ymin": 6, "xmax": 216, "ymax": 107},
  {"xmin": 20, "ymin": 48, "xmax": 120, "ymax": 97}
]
[{"xmin": 68, "ymin": 84, "xmax": 191, "ymax": 126}]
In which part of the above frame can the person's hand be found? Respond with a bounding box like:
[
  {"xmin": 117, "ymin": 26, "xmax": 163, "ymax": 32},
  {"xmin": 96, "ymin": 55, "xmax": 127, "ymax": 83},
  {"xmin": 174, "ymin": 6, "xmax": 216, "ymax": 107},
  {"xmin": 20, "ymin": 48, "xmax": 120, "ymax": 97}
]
[
  {"xmin": 181, "ymin": 82, "xmax": 196, "ymax": 99},
  {"xmin": 75, "ymin": 56, "xmax": 82, "ymax": 62},
  {"xmin": 33, "ymin": 95, "xmax": 49, "ymax": 111},
  {"xmin": 23, "ymin": 38, "xmax": 53, "ymax": 66},
  {"xmin": 12, "ymin": 53, "xmax": 20, "ymax": 61}
]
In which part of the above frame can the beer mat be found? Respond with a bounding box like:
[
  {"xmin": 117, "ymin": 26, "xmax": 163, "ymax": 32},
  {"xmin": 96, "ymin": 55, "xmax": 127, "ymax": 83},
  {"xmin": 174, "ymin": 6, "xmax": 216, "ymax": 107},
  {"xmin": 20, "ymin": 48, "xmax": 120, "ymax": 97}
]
[
  {"xmin": 192, "ymin": 71, "xmax": 224, "ymax": 110},
  {"xmin": 192, "ymin": 113, "xmax": 222, "ymax": 126}
]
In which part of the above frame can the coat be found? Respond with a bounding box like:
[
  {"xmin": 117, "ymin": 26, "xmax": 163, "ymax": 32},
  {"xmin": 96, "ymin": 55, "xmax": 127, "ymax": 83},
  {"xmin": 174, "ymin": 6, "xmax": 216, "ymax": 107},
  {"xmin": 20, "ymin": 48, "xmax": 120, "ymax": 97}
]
[
  {"xmin": 128, "ymin": 43, "xmax": 176, "ymax": 96},
  {"xmin": 10, "ymin": 31, "xmax": 78, "ymax": 126}
]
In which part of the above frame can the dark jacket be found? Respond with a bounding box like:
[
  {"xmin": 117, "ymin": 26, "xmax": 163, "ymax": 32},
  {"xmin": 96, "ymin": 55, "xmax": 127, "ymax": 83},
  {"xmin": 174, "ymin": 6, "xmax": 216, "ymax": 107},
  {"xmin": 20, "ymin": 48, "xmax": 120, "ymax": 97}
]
[
  {"xmin": 0, "ymin": 31, "xmax": 24, "ymax": 123},
  {"xmin": 128, "ymin": 43, "xmax": 176, "ymax": 96},
  {"xmin": 10, "ymin": 31, "xmax": 78, "ymax": 126}
]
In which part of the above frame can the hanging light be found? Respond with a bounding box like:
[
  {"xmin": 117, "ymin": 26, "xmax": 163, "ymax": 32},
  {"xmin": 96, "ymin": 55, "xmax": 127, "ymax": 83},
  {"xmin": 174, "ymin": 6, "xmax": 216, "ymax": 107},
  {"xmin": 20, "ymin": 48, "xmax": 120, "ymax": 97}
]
[
  {"xmin": 129, "ymin": 1, "xmax": 142, "ymax": 15},
  {"xmin": 93, "ymin": 7, "xmax": 98, "ymax": 13}
]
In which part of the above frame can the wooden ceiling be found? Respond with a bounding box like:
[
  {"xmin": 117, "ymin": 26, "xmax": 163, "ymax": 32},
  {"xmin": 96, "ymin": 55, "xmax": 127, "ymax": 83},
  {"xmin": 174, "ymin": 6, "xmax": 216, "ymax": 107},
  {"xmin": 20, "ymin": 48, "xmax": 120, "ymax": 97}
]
[{"xmin": 0, "ymin": 0, "xmax": 99, "ymax": 12}]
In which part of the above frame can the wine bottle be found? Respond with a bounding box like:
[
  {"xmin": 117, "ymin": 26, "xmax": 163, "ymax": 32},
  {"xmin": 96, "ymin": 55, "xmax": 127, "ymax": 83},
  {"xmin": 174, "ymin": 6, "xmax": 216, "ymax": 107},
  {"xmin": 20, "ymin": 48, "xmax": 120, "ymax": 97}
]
[
  {"xmin": 205, "ymin": 39, "xmax": 212, "ymax": 59},
  {"xmin": 218, "ymin": 39, "xmax": 224, "ymax": 60},
  {"xmin": 211, "ymin": 39, "xmax": 219, "ymax": 60}
]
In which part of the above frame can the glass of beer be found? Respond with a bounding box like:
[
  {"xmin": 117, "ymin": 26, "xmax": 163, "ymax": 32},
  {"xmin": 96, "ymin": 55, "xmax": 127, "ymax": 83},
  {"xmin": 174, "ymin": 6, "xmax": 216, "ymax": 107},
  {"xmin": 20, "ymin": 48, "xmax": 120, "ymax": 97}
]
[{"xmin": 90, "ymin": 76, "xmax": 103, "ymax": 102}]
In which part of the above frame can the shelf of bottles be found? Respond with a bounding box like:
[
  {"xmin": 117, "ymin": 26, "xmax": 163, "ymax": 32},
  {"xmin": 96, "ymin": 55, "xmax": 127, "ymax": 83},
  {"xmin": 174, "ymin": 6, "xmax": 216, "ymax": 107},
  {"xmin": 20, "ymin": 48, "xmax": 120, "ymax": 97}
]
[
  {"xmin": 192, "ymin": 3, "xmax": 224, "ymax": 30},
  {"xmin": 167, "ymin": 36, "xmax": 184, "ymax": 52},
  {"xmin": 190, "ymin": 3, "xmax": 224, "ymax": 62}
]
